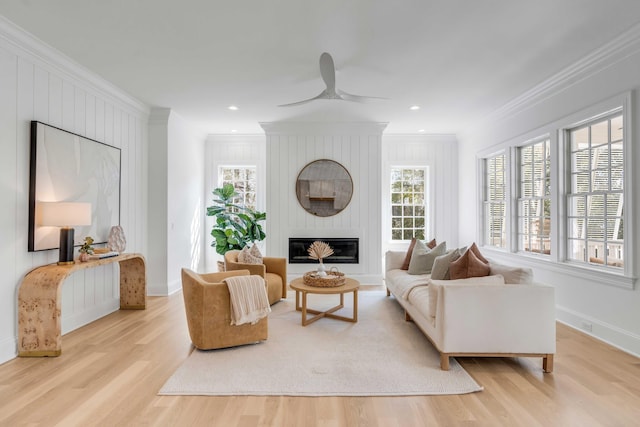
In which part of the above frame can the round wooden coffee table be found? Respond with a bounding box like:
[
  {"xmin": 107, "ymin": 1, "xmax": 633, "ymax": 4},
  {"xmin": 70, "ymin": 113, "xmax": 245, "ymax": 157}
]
[{"xmin": 289, "ymin": 277, "xmax": 360, "ymax": 326}]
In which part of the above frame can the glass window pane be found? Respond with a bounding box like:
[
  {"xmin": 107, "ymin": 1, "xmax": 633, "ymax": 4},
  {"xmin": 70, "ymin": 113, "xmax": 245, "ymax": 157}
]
[
  {"xmin": 590, "ymin": 120, "xmax": 608, "ymax": 147},
  {"xmin": 571, "ymin": 127, "xmax": 589, "ymax": 151},
  {"xmin": 568, "ymin": 239, "xmax": 586, "ymax": 262},
  {"xmin": 611, "ymin": 115, "xmax": 623, "ymax": 142}
]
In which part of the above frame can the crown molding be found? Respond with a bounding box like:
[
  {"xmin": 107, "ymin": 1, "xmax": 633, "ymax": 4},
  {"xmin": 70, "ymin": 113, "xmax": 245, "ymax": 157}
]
[
  {"xmin": 0, "ymin": 15, "xmax": 149, "ymax": 117},
  {"xmin": 475, "ymin": 22, "xmax": 640, "ymax": 129}
]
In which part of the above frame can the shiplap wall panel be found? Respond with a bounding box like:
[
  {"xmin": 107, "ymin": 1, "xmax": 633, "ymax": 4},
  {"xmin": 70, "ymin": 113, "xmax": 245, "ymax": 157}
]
[
  {"xmin": 263, "ymin": 123, "xmax": 384, "ymax": 282},
  {"xmin": 0, "ymin": 27, "xmax": 148, "ymax": 362},
  {"xmin": 382, "ymin": 135, "xmax": 458, "ymax": 252}
]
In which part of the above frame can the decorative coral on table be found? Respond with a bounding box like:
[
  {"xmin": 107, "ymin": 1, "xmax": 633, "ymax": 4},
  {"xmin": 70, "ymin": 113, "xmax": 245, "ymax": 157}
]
[{"xmin": 308, "ymin": 241, "xmax": 334, "ymax": 277}]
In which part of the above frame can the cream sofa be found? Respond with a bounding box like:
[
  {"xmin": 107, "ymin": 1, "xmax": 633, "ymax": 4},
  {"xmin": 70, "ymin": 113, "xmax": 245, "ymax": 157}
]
[{"xmin": 384, "ymin": 250, "xmax": 556, "ymax": 372}]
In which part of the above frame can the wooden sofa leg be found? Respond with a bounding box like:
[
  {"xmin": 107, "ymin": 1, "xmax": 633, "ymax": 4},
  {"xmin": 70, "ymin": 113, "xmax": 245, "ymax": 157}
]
[
  {"xmin": 543, "ymin": 354, "xmax": 554, "ymax": 373},
  {"xmin": 386, "ymin": 287, "xmax": 390, "ymax": 297},
  {"xmin": 440, "ymin": 354, "xmax": 450, "ymax": 371},
  {"xmin": 404, "ymin": 311, "xmax": 412, "ymax": 322}
]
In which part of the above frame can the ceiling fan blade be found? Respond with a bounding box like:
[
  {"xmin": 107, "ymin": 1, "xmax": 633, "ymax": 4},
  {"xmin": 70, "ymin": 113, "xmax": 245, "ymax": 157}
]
[
  {"xmin": 277, "ymin": 90, "xmax": 328, "ymax": 107},
  {"xmin": 319, "ymin": 52, "xmax": 336, "ymax": 91},
  {"xmin": 336, "ymin": 89, "xmax": 387, "ymax": 103}
]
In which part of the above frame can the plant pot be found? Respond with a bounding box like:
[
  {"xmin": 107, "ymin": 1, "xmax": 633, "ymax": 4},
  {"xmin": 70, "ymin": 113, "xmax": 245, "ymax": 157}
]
[{"xmin": 79, "ymin": 253, "xmax": 89, "ymax": 262}]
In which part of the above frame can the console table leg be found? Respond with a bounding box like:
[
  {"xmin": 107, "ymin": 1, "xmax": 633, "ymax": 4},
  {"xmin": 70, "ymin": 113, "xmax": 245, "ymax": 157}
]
[{"xmin": 119, "ymin": 257, "xmax": 147, "ymax": 309}]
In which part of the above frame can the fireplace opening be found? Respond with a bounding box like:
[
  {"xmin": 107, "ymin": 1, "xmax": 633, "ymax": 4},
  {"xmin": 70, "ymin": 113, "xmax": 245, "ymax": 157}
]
[{"xmin": 288, "ymin": 238, "xmax": 359, "ymax": 264}]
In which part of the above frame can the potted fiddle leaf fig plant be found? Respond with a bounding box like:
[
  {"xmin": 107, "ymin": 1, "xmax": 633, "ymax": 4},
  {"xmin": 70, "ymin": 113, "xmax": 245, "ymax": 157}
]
[{"xmin": 206, "ymin": 184, "xmax": 266, "ymax": 257}]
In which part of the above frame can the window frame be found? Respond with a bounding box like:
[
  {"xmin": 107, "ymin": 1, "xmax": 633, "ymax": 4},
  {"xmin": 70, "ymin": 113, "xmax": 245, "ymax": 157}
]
[
  {"xmin": 563, "ymin": 108, "xmax": 626, "ymax": 270},
  {"xmin": 476, "ymin": 92, "xmax": 634, "ymax": 289},
  {"xmin": 516, "ymin": 135, "xmax": 552, "ymax": 256},
  {"xmin": 389, "ymin": 165, "xmax": 430, "ymax": 242},
  {"xmin": 481, "ymin": 151, "xmax": 509, "ymax": 250}
]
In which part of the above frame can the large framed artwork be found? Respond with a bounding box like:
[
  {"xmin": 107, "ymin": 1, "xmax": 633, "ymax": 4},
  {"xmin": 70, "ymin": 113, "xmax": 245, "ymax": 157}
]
[{"xmin": 28, "ymin": 121, "xmax": 121, "ymax": 252}]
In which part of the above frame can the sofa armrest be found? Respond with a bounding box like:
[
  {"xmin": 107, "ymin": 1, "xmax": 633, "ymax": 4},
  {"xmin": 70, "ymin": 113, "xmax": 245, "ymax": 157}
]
[
  {"xmin": 385, "ymin": 250, "xmax": 406, "ymax": 272},
  {"xmin": 436, "ymin": 283, "xmax": 556, "ymax": 354}
]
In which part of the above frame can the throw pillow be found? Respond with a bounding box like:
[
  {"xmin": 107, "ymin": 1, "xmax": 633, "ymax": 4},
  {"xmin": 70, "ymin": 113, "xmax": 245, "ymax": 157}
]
[
  {"xmin": 449, "ymin": 246, "xmax": 490, "ymax": 279},
  {"xmin": 238, "ymin": 245, "xmax": 263, "ymax": 264},
  {"xmin": 426, "ymin": 238, "xmax": 437, "ymax": 249},
  {"xmin": 249, "ymin": 243, "xmax": 263, "ymax": 261},
  {"xmin": 401, "ymin": 238, "xmax": 417, "ymax": 270},
  {"xmin": 489, "ymin": 263, "xmax": 533, "ymax": 284},
  {"xmin": 430, "ymin": 248, "xmax": 462, "ymax": 280},
  {"xmin": 468, "ymin": 242, "xmax": 489, "ymax": 264},
  {"xmin": 407, "ymin": 241, "xmax": 447, "ymax": 275}
]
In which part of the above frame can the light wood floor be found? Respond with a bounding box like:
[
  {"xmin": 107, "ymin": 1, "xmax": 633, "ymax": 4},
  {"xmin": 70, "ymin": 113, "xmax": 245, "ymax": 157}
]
[{"xmin": 1, "ymin": 289, "xmax": 639, "ymax": 427}]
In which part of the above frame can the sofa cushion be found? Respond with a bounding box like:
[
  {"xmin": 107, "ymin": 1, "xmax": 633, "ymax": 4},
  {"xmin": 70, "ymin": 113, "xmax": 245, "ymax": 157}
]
[
  {"xmin": 408, "ymin": 241, "xmax": 447, "ymax": 275},
  {"xmin": 489, "ymin": 263, "xmax": 533, "ymax": 284},
  {"xmin": 427, "ymin": 274, "xmax": 506, "ymax": 319},
  {"xmin": 386, "ymin": 268, "xmax": 431, "ymax": 298},
  {"xmin": 401, "ymin": 238, "xmax": 417, "ymax": 270},
  {"xmin": 431, "ymin": 248, "xmax": 465, "ymax": 280},
  {"xmin": 449, "ymin": 245, "xmax": 490, "ymax": 279}
]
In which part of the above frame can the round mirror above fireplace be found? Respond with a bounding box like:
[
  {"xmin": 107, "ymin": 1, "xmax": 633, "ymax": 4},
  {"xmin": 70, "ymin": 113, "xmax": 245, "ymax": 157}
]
[{"xmin": 296, "ymin": 159, "xmax": 353, "ymax": 217}]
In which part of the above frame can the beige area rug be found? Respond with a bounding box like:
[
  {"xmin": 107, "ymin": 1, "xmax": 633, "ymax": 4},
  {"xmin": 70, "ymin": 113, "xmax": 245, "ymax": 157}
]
[{"xmin": 159, "ymin": 291, "xmax": 483, "ymax": 396}]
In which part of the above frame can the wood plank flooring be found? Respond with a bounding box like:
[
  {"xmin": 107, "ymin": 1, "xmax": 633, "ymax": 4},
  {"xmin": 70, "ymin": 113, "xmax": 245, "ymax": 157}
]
[{"xmin": 1, "ymin": 289, "xmax": 639, "ymax": 426}]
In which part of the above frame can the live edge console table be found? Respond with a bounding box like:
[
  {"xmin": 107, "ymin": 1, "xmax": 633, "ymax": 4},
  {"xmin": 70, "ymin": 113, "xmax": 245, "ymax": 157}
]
[{"xmin": 18, "ymin": 253, "xmax": 146, "ymax": 357}]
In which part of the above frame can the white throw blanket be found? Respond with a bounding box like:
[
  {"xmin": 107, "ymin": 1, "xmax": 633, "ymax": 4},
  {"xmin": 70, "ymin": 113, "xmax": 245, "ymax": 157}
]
[
  {"xmin": 223, "ymin": 275, "xmax": 271, "ymax": 326},
  {"xmin": 401, "ymin": 282, "xmax": 429, "ymax": 301}
]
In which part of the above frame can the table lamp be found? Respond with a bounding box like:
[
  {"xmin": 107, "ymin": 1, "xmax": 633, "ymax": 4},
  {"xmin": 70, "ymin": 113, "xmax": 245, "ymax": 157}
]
[{"xmin": 39, "ymin": 202, "xmax": 92, "ymax": 265}]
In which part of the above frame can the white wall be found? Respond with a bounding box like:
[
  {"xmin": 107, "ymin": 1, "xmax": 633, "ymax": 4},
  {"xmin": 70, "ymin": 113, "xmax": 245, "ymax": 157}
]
[
  {"xmin": 457, "ymin": 25, "xmax": 640, "ymax": 356},
  {"xmin": 204, "ymin": 134, "xmax": 266, "ymax": 272},
  {"xmin": 262, "ymin": 122, "xmax": 386, "ymax": 283},
  {"xmin": 148, "ymin": 108, "xmax": 206, "ymax": 295},
  {"xmin": 0, "ymin": 17, "xmax": 148, "ymax": 364},
  {"xmin": 382, "ymin": 134, "xmax": 459, "ymax": 252}
]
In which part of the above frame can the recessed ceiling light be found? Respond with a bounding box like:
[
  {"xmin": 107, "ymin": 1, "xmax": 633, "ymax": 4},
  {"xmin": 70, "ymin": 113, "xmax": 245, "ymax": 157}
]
[
  {"xmin": 230, "ymin": 129, "xmax": 237, "ymax": 133},
  {"xmin": 418, "ymin": 129, "xmax": 425, "ymax": 133},
  {"xmin": 410, "ymin": 105, "xmax": 420, "ymax": 110},
  {"xmin": 228, "ymin": 105, "xmax": 238, "ymax": 111}
]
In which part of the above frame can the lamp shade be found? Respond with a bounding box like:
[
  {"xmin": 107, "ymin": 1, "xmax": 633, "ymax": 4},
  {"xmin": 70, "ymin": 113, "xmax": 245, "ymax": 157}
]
[{"xmin": 39, "ymin": 202, "xmax": 92, "ymax": 227}]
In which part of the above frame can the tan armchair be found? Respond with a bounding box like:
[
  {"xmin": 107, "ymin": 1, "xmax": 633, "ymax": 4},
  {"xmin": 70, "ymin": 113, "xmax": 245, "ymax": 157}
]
[
  {"xmin": 181, "ymin": 268, "xmax": 268, "ymax": 350},
  {"xmin": 224, "ymin": 250, "xmax": 287, "ymax": 305}
]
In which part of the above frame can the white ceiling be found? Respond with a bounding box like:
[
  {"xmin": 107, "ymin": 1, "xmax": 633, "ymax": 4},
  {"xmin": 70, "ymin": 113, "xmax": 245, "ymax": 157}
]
[{"xmin": 2, "ymin": 1, "xmax": 640, "ymax": 135}]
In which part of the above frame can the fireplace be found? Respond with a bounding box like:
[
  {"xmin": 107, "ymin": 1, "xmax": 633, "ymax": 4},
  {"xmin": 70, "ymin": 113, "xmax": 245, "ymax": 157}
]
[{"xmin": 288, "ymin": 238, "xmax": 359, "ymax": 264}]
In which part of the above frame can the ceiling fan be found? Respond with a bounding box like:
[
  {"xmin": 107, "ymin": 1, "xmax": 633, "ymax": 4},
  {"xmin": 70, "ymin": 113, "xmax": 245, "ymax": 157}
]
[{"xmin": 278, "ymin": 52, "xmax": 385, "ymax": 107}]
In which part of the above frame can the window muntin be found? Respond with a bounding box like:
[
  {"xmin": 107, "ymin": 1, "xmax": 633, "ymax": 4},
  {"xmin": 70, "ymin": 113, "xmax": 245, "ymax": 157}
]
[
  {"xmin": 218, "ymin": 166, "xmax": 257, "ymax": 210},
  {"xmin": 390, "ymin": 167, "xmax": 427, "ymax": 241},
  {"xmin": 484, "ymin": 154, "xmax": 506, "ymax": 248},
  {"xmin": 567, "ymin": 112, "xmax": 624, "ymax": 268},
  {"xmin": 517, "ymin": 138, "xmax": 551, "ymax": 255}
]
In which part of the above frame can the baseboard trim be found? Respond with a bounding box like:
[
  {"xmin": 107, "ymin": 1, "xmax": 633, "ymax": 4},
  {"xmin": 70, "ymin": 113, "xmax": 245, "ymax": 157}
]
[{"xmin": 556, "ymin": 305, "xmax": 640, "ymax": 358}]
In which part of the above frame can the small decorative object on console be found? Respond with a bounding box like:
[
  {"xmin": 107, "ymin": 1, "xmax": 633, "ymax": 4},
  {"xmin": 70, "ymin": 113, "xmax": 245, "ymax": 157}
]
[
  {"xmin": 307, "ymin": 240, "xmax": 334, "ymax": 277},
  {"xmin": 108, "ymin": 225, "xmax": 126, "ymax": 253},
  {"xmin": 78, "ymin": 236, "xmax": 94, "ymax": 262}
]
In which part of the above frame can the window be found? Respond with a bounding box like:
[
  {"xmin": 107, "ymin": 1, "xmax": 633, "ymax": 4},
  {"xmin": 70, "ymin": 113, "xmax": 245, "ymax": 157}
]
[
  {"xmin": 483, "ymin": 154, "xmax": 507, "ymax": 248},
  {"xmin": 390, "ymin": 167, "xmax": 427, "ymax": 240},
  {"xmin": 218, "ymin": 166, "xmax": 257, "ymax": 210},
  {"xmin": 566, "ymin": 112, "xmax": 624, "ymax": 267},
  {"xmin": 517, "ymin": 138, "xmax": 551, "ymax": 255}
]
